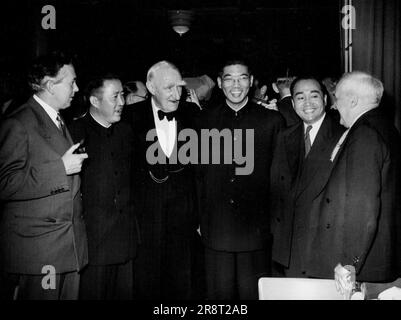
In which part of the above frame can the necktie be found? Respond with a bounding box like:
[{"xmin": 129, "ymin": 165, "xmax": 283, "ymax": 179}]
[
  {"xmin": 304, "ymin": 125, "xmax": 313, "ymax": 158},
  {"xmin": 56, "ymin": 113, "xmax": 67, "ymax": 138},
  {"xmin": 158, "ymin": 110, "xmax": 176, "ymax": 121}
]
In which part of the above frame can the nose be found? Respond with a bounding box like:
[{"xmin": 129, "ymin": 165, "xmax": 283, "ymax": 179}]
[
  {"xmin": 118, "ymin": 94, "xmax": 124, "ymax": 106},
  {"xmin": 172, "ymin": 86, "xmax": 181, "ymax": 100},
  {"xmin": 74, "ymin": 82, "xmax": 79, "ymax": 93}
]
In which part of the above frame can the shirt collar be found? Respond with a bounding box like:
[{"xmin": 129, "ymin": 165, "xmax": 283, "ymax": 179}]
[
  {"xmin": 226, "ymin": 97, "xmax": 249, "ymax": 113},
  {"xmin": 89, "ymin": 109, "xmax": 112, "ymax": 128},
  {"xmin": 303, "ymin": 112, "xmax": 326, "ymax": 132},
  {"xmin": 33, "ymin": 94, "xmax": 59, "ymax": 125}
]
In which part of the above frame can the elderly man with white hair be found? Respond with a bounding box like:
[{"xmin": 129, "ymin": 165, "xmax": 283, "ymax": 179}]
[
  {"xmin": 122, "ymin": 61, "xmax": 202, "ymax": 300},
  {"xmin": 302, "ymin": 71, "xmax": 401, "ymax": 298}
]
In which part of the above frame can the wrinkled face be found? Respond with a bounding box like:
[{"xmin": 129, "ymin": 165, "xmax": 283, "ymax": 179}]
[
  {"xmin": 218, "ymin": 64, "xmax": 253, "ymax": 107},
  {"xmin": 334, "ymin": 82, "xmax": 352, "ymax": 127},
  {"xmin": 51, "ymin": 64, "xmax": 79, "ymax": 110},
  {"xmin": 126, "ymin": 82, "xmax": 148, "ymax": 105},
  {"xmin": 292, "ymin": 79, "xmax": 326, "ymax": 124},
  {"xmin": 94, "ymin": 79, "xmax": 125, "ymax": 125},
  {"xmin": 147, "ymin": 67, "xmax": 185, "ymax": 112}
]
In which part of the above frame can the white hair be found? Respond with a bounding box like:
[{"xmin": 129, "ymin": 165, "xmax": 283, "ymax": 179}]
[
  {"xmin": 338, "ymin": 71, "xmax": 384, "ymax": 105},
  {"xmin": 146, "ymin": 61, "xmax": 180, "ymax": 82}
]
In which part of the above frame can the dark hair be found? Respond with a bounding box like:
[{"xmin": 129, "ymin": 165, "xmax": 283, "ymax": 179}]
[
  {"xmin": 85, "ymin": 73, "xmax": 121, "ymax": 103},
  {"xmin": 123, "ymin": 81, "xmax": 140, "ymax": 101},
  {"xmin": 27, "ymin": 51, "xmax": 74, "ymax": 93},
  {"xmin": 218, "ymin": 59, "xmax": 252, "ymax": 78},
  {"xmin": 290, "ymin": 76, "xmax": 326, "ymax": 97}
]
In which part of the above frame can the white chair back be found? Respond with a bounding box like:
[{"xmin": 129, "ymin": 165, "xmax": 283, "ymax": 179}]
[{"xmin": 258, "ymin": 277, "xmax": 344, "ymax": 300}]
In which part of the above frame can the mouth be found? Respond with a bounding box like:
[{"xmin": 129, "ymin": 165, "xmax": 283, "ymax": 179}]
[
  {"xmin": 303, "ymin": 108, "xmax": 317, "ymax": 114},
  {"xmin": 230, "ymin": 91, "xmax": 243, "ymax": 98}
]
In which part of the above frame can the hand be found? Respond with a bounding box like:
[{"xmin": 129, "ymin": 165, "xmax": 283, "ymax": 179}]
[
  {"xmin": 254, "ymin": 84, "xmax": 268, "ymax": 101},
  {"xmin": 334, "ymin": 263, "xmax": 354, "ymax": 299},
  {"xmin": 378, "ymin": 286, "xmax": 401, "ymax": 300},
  {"xmin": 62, "ymin": 143, "xmax": 88, "ymax": 175},
  {"xmin": 186, "ymin": 88, "xmax": 201, "ymax": 109}
]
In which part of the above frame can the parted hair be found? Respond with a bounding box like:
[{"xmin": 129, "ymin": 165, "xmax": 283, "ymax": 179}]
[{"xmin": 27, "ymin": 51, "xmax": 74, "ymax": 93}]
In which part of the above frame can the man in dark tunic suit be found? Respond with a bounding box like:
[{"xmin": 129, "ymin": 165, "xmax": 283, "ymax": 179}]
[
  {"xmin": 69, "ymin": 75, "xmax": 139, "ymax": 299},
  {"xmin": 123, "ymin": 61, "xmax": 201, "ymax": 300},
  {"xmin": 196, "ymin": 60, "xmax": 284, "ymax": 299}
]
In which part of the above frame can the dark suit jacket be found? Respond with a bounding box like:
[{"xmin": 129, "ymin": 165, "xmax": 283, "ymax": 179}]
[
  {"xmin": 195, "ymin": 101, "xmax": 284, "ymax": 252},
  {"xmin": 122, "ymin": 99, "xmax": 200, "ymax": 299},
  {"xmin": 69, "ymin": 113, "xmax": 139, "ymax": 265},
  {"xmin": 270, "ymin": 113, "xmax": 345, "ymax": 268},
  {"xmin": 277, "ymin": 96, "xmax": 301, "ymax": 127},
  {"xmin": 307, "ymin": 108, "xmax": 401, "ymax": 282},
  {"xmin": 0, "ymin": 97, "xmax": 88, "ymax": 274}
]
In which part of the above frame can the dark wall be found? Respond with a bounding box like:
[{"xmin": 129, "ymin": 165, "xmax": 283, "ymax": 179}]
[{"xmin": 0, "ymin": 0, "xmax": 341, "ymax": 102}]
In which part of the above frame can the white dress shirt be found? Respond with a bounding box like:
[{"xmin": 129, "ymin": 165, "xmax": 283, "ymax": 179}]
[
  {"xmin": 304, "ymin": 112, "xmax": 326, "ymax": 146},
  {"xmin": 33, "ymin": 94, "xmax": 60, "ymax": 129},
  {"xmin": 151, "ymin": 98, "xmax": 177, "ymax": 158}
]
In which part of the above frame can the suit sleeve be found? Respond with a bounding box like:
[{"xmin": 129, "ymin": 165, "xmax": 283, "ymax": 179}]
[
  {"xmin": 342, "ymin": 125, "xmax": 384, "ymax": 273},
  {"xmin": 0, "ymin": 118, "xmax": 69, "ymax": 201}
]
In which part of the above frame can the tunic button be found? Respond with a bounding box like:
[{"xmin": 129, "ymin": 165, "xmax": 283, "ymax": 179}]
[
  {"xmin": 230, "ymin": 178, "xmax": 235, "ymax": 183},
  {"xmin": 229, "ymin": 199, "xmax": 234, "ymax": 205}
]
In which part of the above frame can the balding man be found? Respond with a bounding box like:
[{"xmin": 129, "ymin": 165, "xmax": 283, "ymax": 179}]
[
  {"xmin": 123, "ymin": 61, "xmax": 201, "ymax": 299},
  {"xmin": 306, "ymin": 71, "xmax": 401, "ymax": 291}
]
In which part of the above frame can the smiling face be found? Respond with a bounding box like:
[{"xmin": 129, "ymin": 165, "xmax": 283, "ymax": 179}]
[
  {"xmin": 147, "ymin": 66, "xmax": 185, "ymax": 112},
  {"xmin": 92, "ymin": 79, "xmax": 125, "ymax": 126},
  {"xmin": 292, "ymin": 79, "xmax": 327, "ymax": 124},
  {"xmin": 217, "ymin": 64, "xmax": 253, "ymax": 108}
]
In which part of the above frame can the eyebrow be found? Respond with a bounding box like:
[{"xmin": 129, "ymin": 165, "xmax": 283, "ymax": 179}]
[
  {"xmin": 294, "ymin": 90, "xmax": 322, "ymax": 96},
  {"xmin": 222, "ymin": 73, "xmax": 249, "ymax": 78}
]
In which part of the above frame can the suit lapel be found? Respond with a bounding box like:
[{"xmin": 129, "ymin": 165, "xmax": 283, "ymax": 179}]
[
  {"xmin": 29, "ymin": 98, "xmax": 72, "ymax": 155},
  {"xmin": 294, "ymin": 115, "xmax": 340, "ymax": 201},
  {"xmin": 28, "ymin": 98, "xmax": 79, "ymax": 197},
  {"xmin": 284, "ymin": 123, "xmax": 304, "ymax": 182}
]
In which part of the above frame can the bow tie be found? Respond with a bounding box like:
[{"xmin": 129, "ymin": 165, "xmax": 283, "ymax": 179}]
[{"xmin": 158, "ymin": 110, "xmax": 176, "ymax": 121}]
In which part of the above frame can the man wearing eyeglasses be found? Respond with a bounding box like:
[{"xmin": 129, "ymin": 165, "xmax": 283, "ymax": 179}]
[
  {"xmin": 0, "ymin": 51, "xmax": 88, "ymax": 299},
  {"xmin": 123, "ymin": 80, "xmax": 149, "ymax": 106},
  {"xmin": 195, "ymin": 59, "xmax": 284, "ymax": 299}
]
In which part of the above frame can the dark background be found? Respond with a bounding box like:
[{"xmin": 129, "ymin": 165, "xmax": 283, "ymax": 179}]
[{"xmin": 0, "ymin": 0, "xmax": 342, "ymax": 113}]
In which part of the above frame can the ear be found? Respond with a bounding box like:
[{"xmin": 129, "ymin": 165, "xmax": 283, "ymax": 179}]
[
  {"xmin": 89, "ymin": 96, "xmax": 99, "ymax": 108},
  {"xmin": 272, "ymin": 82, "xmax": 279, "ymax": 94},
  {"xmin": 146, "ymin": 81, "xmax": 156, "ymax": 95},
  {"xmin": 350, "ymin": 95, "xmax": 359, "ymax": 109},
  {"xmin": 324, "ymin": 94, "xmax": 328, "ymax": 106},
  {"xmin": 250, "ymin": 75, "xmax": 254, "ymax": 87},
  {"xmin": 217, "ymin": 77, "xmax": 222, "ymax": 89},
  {"xmin": 43, "ymin": 77, "xmax": 54, "ymax": 94}
]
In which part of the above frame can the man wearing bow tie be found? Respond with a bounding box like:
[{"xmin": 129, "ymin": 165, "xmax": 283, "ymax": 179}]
[
  {"xmin": 0, "ymin": 52, "xmax": 88, "ymax": 299},
  {"xmin": 123, "ymin": 61, "xmax": 202, "ymax": 299},
  {"xmin": 309, "ymin": 71, "xmax": 401, "ymax": 288}
]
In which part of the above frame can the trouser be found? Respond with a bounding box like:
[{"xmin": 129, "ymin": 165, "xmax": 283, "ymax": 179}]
[
  {"xmin": 4, "ymin": 271, "xmax": 80, "ymax": 300},
  {"xmin": 79, "ymin": 259, "xmax": 134, "ymax": 300},
  {"xmin": 204, "ymin": 247, "xmax": 271, "ymax": 300}
]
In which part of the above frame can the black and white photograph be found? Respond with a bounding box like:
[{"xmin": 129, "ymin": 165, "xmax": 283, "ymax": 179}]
[{"xmin": 0, "ymin": 0, "xmax": 401, "ymax": 312}]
